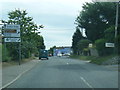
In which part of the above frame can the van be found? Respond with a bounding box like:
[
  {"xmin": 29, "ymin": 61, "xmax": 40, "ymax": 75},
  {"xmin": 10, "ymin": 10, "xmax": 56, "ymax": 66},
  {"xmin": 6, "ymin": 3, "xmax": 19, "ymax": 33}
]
[{"xmin": 39, "ymin": 49, "xmax": 48, "ymax": 60}]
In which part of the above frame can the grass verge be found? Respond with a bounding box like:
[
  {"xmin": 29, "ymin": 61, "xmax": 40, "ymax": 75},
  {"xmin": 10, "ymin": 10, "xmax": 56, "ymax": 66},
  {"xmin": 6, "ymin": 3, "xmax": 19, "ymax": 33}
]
[
  {"xmin": 2, "ymin": 56, "xmax": 37, "ymax": 68},
  {"xmin": 70, "ymin": 55, "xmax": 117, "ymax": 65}
]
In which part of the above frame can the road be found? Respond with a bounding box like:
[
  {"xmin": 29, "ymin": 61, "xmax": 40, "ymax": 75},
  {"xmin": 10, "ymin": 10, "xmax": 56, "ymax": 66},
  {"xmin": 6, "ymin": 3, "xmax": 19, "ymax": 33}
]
[{"xmin": 6, "ymin": 56, "xmax": 118, "ymax": 88}]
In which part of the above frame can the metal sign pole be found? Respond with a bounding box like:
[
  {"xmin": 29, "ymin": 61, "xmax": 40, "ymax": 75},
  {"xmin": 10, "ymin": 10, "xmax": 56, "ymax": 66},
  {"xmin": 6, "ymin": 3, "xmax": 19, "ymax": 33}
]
[
  {"xmin": 18, "ymin": 42, "xmax": 21, "ymax": 65},
  {"xmin": 19, "ymin": 26, "xmax": 21, "ymax": 65}
]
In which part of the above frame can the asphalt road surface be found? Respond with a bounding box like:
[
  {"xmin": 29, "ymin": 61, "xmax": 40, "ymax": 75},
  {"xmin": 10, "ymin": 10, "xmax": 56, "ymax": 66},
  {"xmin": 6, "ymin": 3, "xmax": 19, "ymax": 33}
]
[{"xmin": 6, "ymin": 56, "xmax": 118, "ymax": 88}]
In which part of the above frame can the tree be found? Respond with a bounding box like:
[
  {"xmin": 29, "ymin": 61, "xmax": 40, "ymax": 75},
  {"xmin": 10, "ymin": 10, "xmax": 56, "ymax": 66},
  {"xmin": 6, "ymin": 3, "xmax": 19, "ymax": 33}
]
[
  {"xmin": 115, "ymin": 34, "xmax": 120, "ymax": 55},
  {"xmin": 104, "ymin": 26, "xmax": 115, "ymax": 43},
  {"xmin": 77, "ymin": 39, "xmax": 91, "ymax": 55},
  {"xmin": 72, "ymin": 27, "xmax": 84, "ymax": 55},
  {"xmin": 3, "ymin": 9, "xmax": 45, "ymax": 60},
  {"xmin": 75, "ymin": 2, "xmax": 117, "ymax": 42},
  {"xmin": 95, "ymin": 39, "xmax": 107, "ymax": 56},
  {"xmin": 49, "ymin": 46, "xmax": 56, "ymax": 56}
]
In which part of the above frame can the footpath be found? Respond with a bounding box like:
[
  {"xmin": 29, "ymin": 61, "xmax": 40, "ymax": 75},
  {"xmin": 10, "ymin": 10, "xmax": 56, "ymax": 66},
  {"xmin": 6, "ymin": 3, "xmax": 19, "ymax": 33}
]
[{"xmin": 1, "ymin": 59, "xmax": 40, "ymax": 89}]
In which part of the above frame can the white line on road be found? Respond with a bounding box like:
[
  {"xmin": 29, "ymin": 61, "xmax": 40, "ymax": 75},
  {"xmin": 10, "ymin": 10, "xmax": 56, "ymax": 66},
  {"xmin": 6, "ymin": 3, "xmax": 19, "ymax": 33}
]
[
  {"xmin": 32, "ymin": 60, "xmax": 41, "ymax": 62},
  {"xmin": 1, "ymin": 68, "xmax": 30, "ymax": 89},
  {"xmin": 84, "ymin": 60, "xmax": 91, "ymax": 63},
  {"xmin": 80, "ymin": 76, "xmax": 94, "ymax": 89},
  {"xmin": 1, "ymin": 60, "xmax": 40, "ymax": 89}
]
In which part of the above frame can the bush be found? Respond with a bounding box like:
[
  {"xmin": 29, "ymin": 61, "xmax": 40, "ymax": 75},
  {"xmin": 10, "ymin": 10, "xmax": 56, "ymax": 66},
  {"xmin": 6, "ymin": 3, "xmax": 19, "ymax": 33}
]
[
  {"xmin": 95, "ymin": 39, "xmax": 114, "ymax": 56},
  {"xmin": 95, "ymin": 39, "xmax": 106, "ymax": 56},
  {"xmin": 115, "ymin": 35, "xmax": 120, "ymax": 55},
  {"xmin": 2, "ymin": 45, "xmax": 12, "ymax": 62},
  {"xmin": 77, "ymin": 39, "xmax": 92, "ymax": 55}
]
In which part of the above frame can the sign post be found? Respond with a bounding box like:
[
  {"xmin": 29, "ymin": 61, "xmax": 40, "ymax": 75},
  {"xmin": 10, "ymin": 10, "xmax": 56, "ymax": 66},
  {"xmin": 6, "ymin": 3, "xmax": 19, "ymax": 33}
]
[{"xmin": 4, "ymin": 24, "xmax": 21, "ymax": 65}]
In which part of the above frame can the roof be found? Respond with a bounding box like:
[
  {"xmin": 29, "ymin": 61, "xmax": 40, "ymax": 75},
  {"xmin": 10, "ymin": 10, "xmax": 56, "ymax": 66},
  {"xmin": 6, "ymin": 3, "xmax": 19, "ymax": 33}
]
[{"xmin": 55, "ymin": 46, "xmax": 72, "ymax": 49}]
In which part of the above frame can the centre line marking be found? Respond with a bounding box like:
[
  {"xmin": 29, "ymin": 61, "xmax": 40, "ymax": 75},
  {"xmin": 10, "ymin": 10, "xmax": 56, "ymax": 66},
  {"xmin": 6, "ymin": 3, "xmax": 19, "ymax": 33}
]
[{"xmin": 80, "ymin": 76, "xmax": 94, "ymax": 89}]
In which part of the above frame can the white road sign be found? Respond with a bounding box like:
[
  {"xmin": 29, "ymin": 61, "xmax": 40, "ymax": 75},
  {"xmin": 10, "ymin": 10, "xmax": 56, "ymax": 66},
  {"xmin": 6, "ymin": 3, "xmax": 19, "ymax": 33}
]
[
  {"xmin": 4, "ymin": 38, "xmax": 21, "ymax": 42},
  {"xmin": 4, "ymin": 24, "xmax": 20, "ymax": 37},
  {"xmin": 89, "ymin": 43, "xmax": 93, "ymax": 48},
  {"xmin": 105, "ymin": 43, "xmax": 115, "ymax": 47}
]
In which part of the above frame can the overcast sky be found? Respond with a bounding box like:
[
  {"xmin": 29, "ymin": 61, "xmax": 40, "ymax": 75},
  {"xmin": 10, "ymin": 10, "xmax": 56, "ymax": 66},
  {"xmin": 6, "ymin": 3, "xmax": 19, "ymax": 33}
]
[{"xmin": 1, "ymin": 0, "xmax": 92, "ymax": 49}]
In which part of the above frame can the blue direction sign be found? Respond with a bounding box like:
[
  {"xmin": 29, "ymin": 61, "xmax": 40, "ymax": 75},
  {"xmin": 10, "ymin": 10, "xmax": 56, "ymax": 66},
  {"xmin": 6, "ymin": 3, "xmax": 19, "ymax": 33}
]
[{"xmin": 4, "ymin": 24, "xmax": 20, "ymax": 37}]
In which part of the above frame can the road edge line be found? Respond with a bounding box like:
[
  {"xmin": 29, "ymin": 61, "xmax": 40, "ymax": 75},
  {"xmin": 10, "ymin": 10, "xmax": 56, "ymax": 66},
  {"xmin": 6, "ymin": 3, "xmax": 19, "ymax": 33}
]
[{"xmin": 1, "ymin": 60, "xmax": 40, "ymax": 89}]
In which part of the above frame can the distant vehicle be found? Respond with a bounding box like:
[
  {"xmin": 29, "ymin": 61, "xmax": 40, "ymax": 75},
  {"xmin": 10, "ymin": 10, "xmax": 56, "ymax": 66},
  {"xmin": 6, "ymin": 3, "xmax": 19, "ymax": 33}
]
[
  {"xmin": 57, "ymin": 53, "xmax": 62, "ymax": 57},
  {"xmin": 63, "ymin": 53, "xmax": 70, "ymax": 56},
  {"xmin": 39, "ymin": 49, "xmax": 48, "ymax": 60},
  {"xmin": 49, "ymin": 54, "xmax": 52, "ymax": 57}
]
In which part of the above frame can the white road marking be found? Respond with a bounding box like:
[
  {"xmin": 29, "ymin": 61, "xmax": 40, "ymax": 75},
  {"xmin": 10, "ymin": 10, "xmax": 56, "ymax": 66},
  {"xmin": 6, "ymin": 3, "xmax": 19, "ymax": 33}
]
[
  {"xmin": 1, "ymin": 69, "xmax": 28, "ymax": 89},
  {"xmin": 32, "ymin": 60, "xmax": 41, "ymax": 62},
  {"xmin": 84, "ymin": 61, "xmax": 91, "ymax": 63},
  {"xmin": 1, "ymin": 60, "xmax": 40, "ymax": 89},
  {"xmin": 80, "ymin": 76, "xmax": 94, "ymax": 89}
]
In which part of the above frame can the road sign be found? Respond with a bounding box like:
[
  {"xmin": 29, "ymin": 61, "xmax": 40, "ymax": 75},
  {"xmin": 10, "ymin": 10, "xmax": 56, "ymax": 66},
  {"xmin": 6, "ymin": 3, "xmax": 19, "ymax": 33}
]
[
  {"xmin": 89, "ymin": 43, "xmax": 93, "ymax": 48},
  {"xmin": 4, "ymin": 38, "xmax": 21, "ymax": 42},
  {"xmin": 3, "ymin": 24, "xmax": 21, "ymax": 65},
  {"xmin": 105, "ymin": 43, "xmax": 115, "ymax": 47},
  {"xmin": 4, "ymin": 24, "xmax": 20, "ymax": 37}
]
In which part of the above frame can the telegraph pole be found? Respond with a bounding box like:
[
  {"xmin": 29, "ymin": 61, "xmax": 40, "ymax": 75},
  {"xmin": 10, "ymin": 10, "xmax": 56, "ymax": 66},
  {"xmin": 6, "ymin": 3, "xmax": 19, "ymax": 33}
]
[
  {"xmin": 115, "ymin": 2, "xmax": 119, "ymax": 38},
  {"xmin": 114, "ymin": 1, "xmax": 119, "ymax": 55}
]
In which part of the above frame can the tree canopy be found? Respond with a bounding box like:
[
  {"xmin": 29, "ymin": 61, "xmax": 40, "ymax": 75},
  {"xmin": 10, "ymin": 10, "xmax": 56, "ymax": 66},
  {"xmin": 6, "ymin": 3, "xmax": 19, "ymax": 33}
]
[
  {"xmin": 73, "ymin": 2, "xmax": 120, "ymax": 56},
  {"xmin": 2, "ymin": 9, "xmax": 45, "ymax": 61},
  {"xmin": 75, "ymin": 2, "xmax": 117, "ymax": 42},
  {"xmin": 72, "ymin": 27, "xmax": 84, "ymax": 55}
]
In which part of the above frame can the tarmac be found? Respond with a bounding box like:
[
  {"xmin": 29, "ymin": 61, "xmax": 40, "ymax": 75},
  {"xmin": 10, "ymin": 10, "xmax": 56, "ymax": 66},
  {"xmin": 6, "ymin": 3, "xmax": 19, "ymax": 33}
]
[
  {"xmin": 0, "ymin": 58, "xmax": 119, "ymax": 89},
  {"xmin": 1, "ymin": 59, "xmax": 40, "ymax": 89}
]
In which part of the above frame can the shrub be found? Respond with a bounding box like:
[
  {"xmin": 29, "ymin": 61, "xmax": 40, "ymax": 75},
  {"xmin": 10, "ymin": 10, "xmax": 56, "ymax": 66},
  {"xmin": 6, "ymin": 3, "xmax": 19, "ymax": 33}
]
[
  {"xmin": 77, "ymin": 39, "xmax": 92, "ymax": 55},
  {"xmin": 95, "ymin": 39, "xmax": 114, "ymax": 56},
  {"xmin": 95, "ymin": 39, "xmax": 106, "ymax": 56},
  {"xmin": 2, "ymin": 45, "xmax": 12, "ymax": 62},
  {"xmin": 115, "ymin": 35, "xmax": 120, "ymax": 55}
]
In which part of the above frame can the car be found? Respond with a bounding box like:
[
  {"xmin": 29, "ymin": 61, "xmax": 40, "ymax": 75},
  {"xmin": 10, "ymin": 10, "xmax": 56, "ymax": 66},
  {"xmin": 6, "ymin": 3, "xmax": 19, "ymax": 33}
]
[
  {"xmin": 57, "ymin": 53, "xmax": 62, "ymax": 57},
  {"xmin": 49, "ymin": 54, "xmax": 52, "ymax": 57},
  {"xmin": 39, "ymin": 49, "xmax": 48, "ymax": 60},
  {"xmin": 63, "ymin": 53, "xmax": 70, "ymax": 56}
]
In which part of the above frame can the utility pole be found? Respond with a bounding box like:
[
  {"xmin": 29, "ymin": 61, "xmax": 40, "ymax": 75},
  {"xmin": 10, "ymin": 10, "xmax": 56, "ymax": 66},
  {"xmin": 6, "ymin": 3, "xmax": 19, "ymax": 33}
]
[
  {"xmin": 114, "ymin": 1, "xmax": 119, "ymax": 55},
  {"xmin": 115, "ymin": 2, "xmax": 119, "ymax": 38}
]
